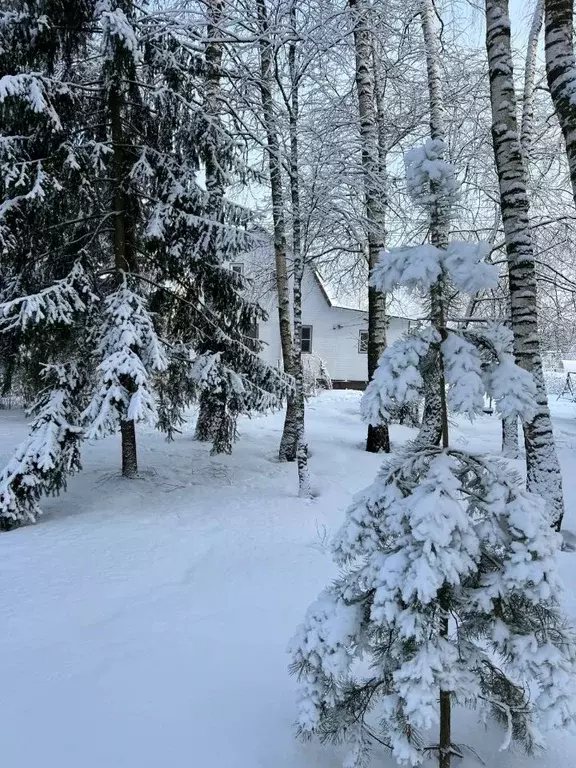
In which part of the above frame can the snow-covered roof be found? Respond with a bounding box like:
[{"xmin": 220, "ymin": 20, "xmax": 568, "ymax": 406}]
[
  {"xmin": 240, "ymin": 239, "xmax": 421, "ymax": 322},
  {"xmin": 313, "ymin": 271, "xmax": 423, "ymax": 321}
]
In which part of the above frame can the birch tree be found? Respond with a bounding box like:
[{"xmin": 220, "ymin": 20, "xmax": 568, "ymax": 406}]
[
  {"xmin": 502, "ymin": 0, "xmax": 545, "ymax": 460},
  {"xmin": 286, "ymin": 0, "xmax": 311, "ymax": 495},
  {"xmin": 414, "ymin": 0, "xmax": 448, "ymax": 449},
  {"xmin": 349, "ymin": 0, "xmax": 390, "ymax": 453},
  {"xmin": 255, "ymin": 0, "xmax": 300, "ymax": 462},
  {"xmin": 545, "ymin": 0, "xmax": 576, "ymax": 208},
  {"xmin": 522, "ymin": 0, "xmax": 545, "ymax": 155},
  {"xmin": 485, "ymin": 0, "xmax": 565, "ymax": 529}
]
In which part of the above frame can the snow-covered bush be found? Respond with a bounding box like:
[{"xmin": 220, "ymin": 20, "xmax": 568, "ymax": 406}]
[
  {"xmin": 545, "ymin": 370, "xmax": 569, "ymax": 397},
  {"xmin": 0, "ymin": 364, "xmax": 83, "ymax": 530},
  {"xmin": 302, "ymin": 354, "xmax": 332, "ymax": 396},
  {"xmin": 289, "ymin": 142, "xmax": 576, "ymax": 767}
]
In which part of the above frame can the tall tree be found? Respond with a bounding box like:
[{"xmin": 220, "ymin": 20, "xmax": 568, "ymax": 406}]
[
  {"xmin": 414, "ymin": 0, "xmax": 449, "ymax": 451},
  {"xmin": 349, "ymin": 0, "xmax": 390, "ymax": 453},
  {"xmin": 485, "ymin": 0, "xmax": 565, "ymax": 528},
  {"xmin": 0, "ymin": 0, "xmax": 290, "ymax": 528},
  {"xmin": 545, "ymin": 0, "xmax": 576, "ymax": 208},
  {"xmin": 255, "ymin": 0, "xmax": 299, "ymax": 462},
  {"xmin": 502, "ymin": 0, "xmax": 545, "ymax": 460},
  {"xmin": 522, "ymin": 0, "xmax": 545, "ymax": 154},
  {"xmin": 286, "ymin": 0, "xmax": 311, "ymax": 495}
]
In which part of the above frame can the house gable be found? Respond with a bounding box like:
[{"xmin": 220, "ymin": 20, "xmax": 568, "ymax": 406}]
[{"xmin": 236, "ymin": 245, "xmax": 411, "ymax": 385}]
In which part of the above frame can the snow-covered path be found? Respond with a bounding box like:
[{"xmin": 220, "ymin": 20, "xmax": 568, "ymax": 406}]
[{"xmin": 1, "ymin": 392, "xmax": 576, "ymax": 767}]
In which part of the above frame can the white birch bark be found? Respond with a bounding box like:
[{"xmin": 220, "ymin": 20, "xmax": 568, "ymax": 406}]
[
  {"xmin": 255, "ymin": 0, "xmax": 298, "ymax": 461},
  {"xmin": 502, "ymin": 413, "xmax": 520, "ymax": 458},
  {"xmin": 545, "ymin": 0, "xmax": 576, "ymax": 207},
  {"xmin": 287, "ymin": 0, "xmax": 311, "ymax": 497},
  {"xmin": 486, "ymin": 0, "xmax": 564, "ymax": 528},
  {"xmin": 521, "ymin": 0, "xmax": 545, "ymax": 155},
  {"xmin": 501, "ymin": 5, "xmax": 543, "ymax": 457},
  {"xmin": 349, "ymin": 0, "xmax": 390, "ymax": 453},
  {"xmin": 416, "ymin": 0, "xmax": 448, "ymax": 450}
]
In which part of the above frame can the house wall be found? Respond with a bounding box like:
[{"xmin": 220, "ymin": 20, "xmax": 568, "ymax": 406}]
[{"xmin": 254, "ymin": 264, "xmax": 410, "ymax": 385}]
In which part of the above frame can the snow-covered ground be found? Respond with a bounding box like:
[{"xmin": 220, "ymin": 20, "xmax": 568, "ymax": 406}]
[{"xmin": 2, "ymin": 391, "xmax": 576, "ymax": 768}]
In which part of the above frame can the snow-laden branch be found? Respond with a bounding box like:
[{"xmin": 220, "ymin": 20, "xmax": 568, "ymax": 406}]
[{"xmin": 0, "ymin": 263, "xmax": 97, "ymax": 333}]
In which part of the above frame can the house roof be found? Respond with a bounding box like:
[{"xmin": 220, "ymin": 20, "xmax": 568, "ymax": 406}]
[
  {"xmin": 240, "ymin": 238, "xmax": 421, "ymax": 322},
  {"xmin": 312, "ymin": 270, "xmax": 421, "ymax": 321}
]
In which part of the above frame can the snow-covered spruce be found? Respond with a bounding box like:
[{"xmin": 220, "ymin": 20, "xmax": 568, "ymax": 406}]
[
  {"xmin": 290, "ymin": 144, "xmax": 576, "ymax": 767},
  {"xmin": 83, "ymin": 285, "xmax": 167, "ymax": 475},
  {"xmin": 0, "ymin": 364, "xmax": 83, "ymax": 530},
  {"xmin": 0, "ymin": 2, "xmax": 293, "ymax": 524},
  {"xmin": 289, "ymin": 447, "xmax": 576, "ymax": 766}
]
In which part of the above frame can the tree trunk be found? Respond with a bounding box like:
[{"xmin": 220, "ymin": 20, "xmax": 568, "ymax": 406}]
[
  {"xmin": 521, "ymin": 0, "xmax": 544, "ymax": 155},
  {"xmin": 110, "ymin": 64, "xmax": 138, "ymax": 478},
  {"xmin": 545, "ymin": 0, "xmax": 576, "ymax": 207},
  {"xmin": 416, "ymin": 0, "xmax": 448, "ymax": 450},
  {"xmin": 499, "ymin": 6, "xmax": 543, "ymax": 459},
  {"xmin": 419, "ymin": 7, "xmax": 453, "ymax": 762},
  {"xmin": 349, "ymin": 0, "xmax": 390, "ymax": 454},
  {"xmin": 486, "ymin": 0, "xmax": 564, "ymax": 529},
  {"xmin": 201, "ymin": 0, "xmax": 238, "ymax": 451},
  {"xmin": 256, "ymin": 0, "xmax": 298, "ymax": 462},
  {"xmin": 502, "ymin": 415, "xmax": 520, "ymax": 458},
  {"xmin": 195, "ymin": 391, "xmax": 220, "ymax": 441},
  {"xmin": 288, "ymin": 0, "xmax": 311, "ymax": 496},
  {"xmin": 121, "ymin": 419, "xmax": 138, "ymax": 478}
]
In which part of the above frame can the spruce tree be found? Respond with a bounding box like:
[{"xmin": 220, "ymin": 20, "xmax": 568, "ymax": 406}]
[
  {"xmin": 0, "ymin": 1, "xmax": 291, "ymax": 529},
  {"xmin": 289, "ymin": 143, "xmax": 576, "ymax": 767}
]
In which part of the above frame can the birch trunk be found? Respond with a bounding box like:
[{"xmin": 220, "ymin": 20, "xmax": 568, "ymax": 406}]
[
  {"xmin": 416, "ymin": 0, "xmax": 448, "ymax": 450},
  {"xmin": 500, "ymin": 10, "xmax": 544, "ymax": 457},
  {"xmin": 256, "ymin": 0, "xmax": 298, "ymax": 461},
  {"xmin": 545, "ymin": 0, "xmax": 576, "ymax": 207},
  {"xmin": 486, "ymin": 0, "xmax": 564, "ymax": 529},
  {"xmin": 288, "ymin": 1, "xmax": 311, "ymax": 496},
  {"xmin": 349, "ymin": 0, "xmax": 390, "ymax": 454},
  {"xmin": 502, "ymin": 413, "xmax": 520, "ymax": 458},
  {"xmin": 521, "ymin": 0, "xmax": 544, "ymax": 154}
]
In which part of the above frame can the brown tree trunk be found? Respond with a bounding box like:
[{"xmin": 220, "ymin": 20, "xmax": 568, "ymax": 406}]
[{"xmin": 110, "ymin": 62, "xmax": 138, "ymax": 478}]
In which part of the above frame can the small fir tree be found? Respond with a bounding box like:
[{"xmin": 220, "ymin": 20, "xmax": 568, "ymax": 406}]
[{"xmin": 288, "ymin": 141, "xmax": 576, "ymax": 768}]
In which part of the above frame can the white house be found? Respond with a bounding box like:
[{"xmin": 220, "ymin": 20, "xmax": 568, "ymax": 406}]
[{"xmin": 233, "ymin": 245, "xmax": 414, "ymax": 389}]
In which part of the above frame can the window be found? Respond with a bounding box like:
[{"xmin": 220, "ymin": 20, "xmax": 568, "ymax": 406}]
[
  {"xmin": 358, "ymin": 329, "xmax": 368, "ymax": 353},
  {"xmin": 231, "ymin": 262, "xmax": 244, "ymax": 276},
  {"xmin": 301, "ymin": 325, "xmax": 313, "ymax": 353}
]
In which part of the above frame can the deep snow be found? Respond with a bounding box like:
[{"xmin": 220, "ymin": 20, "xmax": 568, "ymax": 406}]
[{"xmin": 1, "ymin": 391, "xmax": 576, "ymax": 768}]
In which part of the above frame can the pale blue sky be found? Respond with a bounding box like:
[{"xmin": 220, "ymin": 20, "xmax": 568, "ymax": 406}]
[{"xmin": 461, "ymin": 0, "xmax": 540, "ymax": 51}]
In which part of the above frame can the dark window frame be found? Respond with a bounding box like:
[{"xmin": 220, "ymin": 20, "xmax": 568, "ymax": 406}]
[
  {"xmin": 358, "ymin": 329, "xmax": 368, "ymax": 353},
  {"xmin": 301, "ymin": 325, "xmax": 313, "ymax": 353}
]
